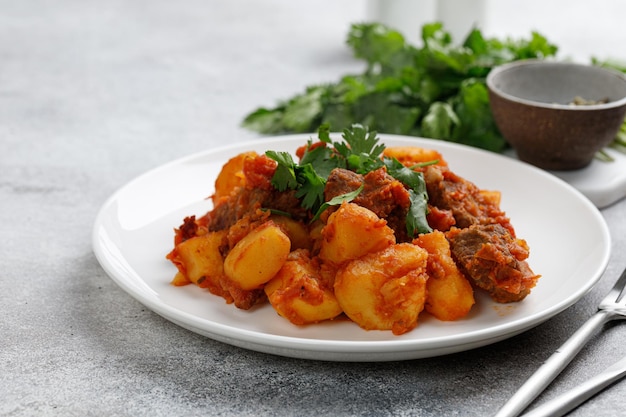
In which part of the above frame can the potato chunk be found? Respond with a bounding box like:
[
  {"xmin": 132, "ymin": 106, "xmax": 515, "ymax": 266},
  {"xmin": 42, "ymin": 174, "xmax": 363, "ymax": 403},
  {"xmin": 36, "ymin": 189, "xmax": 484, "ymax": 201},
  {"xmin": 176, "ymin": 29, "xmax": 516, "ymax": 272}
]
[
  {"xmin": 269, "ymin": 215, "xmax": 312, "ymax": 251},
  {"xmin": 319, "ymin": 202, "xmax": 395, "ymax": 265},
  {"xmin": 265, "ymin": 249, "xmax": 342, "ymax": 325},
  {"xmin": 167, "ymin": 230, "xmax": 228, "ymax": 297},
  {"xmin": 334, "ymin": 243, "xmax": 429, "ymax": 335},
  {"xmin": 414, "ymin": 231, "xmax": 475, "ymax": 321},
  {"xmin": 212, "ymin": 151, "xmax": 258, "ymax": 204},
  {"xmin": 383, "ymin": 146, "xmax": 447, "ymax": 167},
  {"xmin": 223, "ymin": 221, "xmax": 291, "ymax": 290}
]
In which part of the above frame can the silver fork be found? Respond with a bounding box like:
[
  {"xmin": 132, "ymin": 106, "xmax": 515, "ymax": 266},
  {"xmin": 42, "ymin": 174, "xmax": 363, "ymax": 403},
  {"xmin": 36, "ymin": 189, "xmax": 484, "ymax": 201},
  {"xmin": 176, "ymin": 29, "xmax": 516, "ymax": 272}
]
[{"xmin": 494, "ymin": 266, "xmax": 626, "ymax": 417}]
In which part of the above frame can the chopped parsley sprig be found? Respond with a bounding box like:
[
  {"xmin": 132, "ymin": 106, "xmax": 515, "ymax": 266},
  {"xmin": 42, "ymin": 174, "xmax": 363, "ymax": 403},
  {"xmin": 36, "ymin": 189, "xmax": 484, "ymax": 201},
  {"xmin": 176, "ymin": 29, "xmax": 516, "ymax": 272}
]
[
  {"xmin": 383, "ymin": 158, "xmax": 433, "ymax": 237},
  {"xmin": 265, "ymin": 124, "xmax": 433, "ymax": 237}
]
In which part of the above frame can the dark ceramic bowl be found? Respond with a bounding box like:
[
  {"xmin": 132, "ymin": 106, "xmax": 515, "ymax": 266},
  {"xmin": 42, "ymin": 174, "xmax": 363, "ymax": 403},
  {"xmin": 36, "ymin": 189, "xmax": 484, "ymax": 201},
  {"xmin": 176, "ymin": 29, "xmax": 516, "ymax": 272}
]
[{"xmin": 487, "ymin": 60, "xmax": 626, "ymax": 170}]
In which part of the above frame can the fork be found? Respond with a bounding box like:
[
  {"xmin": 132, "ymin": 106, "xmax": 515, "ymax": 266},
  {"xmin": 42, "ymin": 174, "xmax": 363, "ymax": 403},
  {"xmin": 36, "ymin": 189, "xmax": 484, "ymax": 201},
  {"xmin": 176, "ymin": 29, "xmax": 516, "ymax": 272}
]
[
  {"xmin": 494, "ymin": 266, "xmax": 626, "ymax": 417},
  {"xmin": 519, "ymin": 353, "xmax": 626, "ymax": 416}
]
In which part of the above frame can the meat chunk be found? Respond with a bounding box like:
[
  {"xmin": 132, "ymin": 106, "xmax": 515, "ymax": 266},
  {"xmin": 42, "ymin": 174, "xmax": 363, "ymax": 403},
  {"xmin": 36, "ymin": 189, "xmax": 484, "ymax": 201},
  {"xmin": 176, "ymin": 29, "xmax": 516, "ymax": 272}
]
[
  {"xmin": 207, "ymin": 154, "xmax": 308, "ymax": 233},
  {"xmin": 173, "ymin": 215, "xmax": 199, "ymax": 245},
  {"xmin": 324, "ymin": 167, "xmax": 412, "ymax": 241},
  {"xmin": 325, "ymin": 168, "xmax": 410, "ymax": 217},
  {"xmin": 424, "ymin": 166, "xmax": 514, "ymax": 235},
  {"xmin": 218, "ymin": 276, "xmax": 266, "ymax": 310},
  {"xmin": 208, "ymin": 187, "xmax": 304, "ymax": 233},
  {"xmin": 447, "ymin": 224, "xmax": 540, "ymax": 303},
  {"xmin": 324, "ymin": 168, "xmax": 363, "ymax": 201}
]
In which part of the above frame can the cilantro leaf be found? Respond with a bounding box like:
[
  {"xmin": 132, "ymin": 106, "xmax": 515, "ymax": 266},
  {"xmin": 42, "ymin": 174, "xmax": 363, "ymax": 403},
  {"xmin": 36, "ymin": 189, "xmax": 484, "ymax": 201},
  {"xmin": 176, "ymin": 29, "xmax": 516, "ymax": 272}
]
[
  {"xmin": 384, "ymin": 157, "xmax": 423, "ymax": 190},
  {"xmin": 406, "ymin": 189, "xmax": 432, "ymax": 237},
  {"xmin": 334, "ymin": 124, "xmax": 385, "ymax": 173},
  {"xmin": 421, "ymin": 101, "xmax": 459, "ymax": 140},
  {"xmin": 383, "ymin": 158, "xmax": 432, "ymax": 236},
  {"xmin": 450, "ymin": 79, "xmax": 505, "ymax": 152},
  {"xmin": 347, "ymin": 23, "xmax": 416, "ymax": 77},
  {"xmin": 295, "ymin": 163, "xmax": 326, "ymax": 211},
  {"xmin": 265, "ymin": 149, "xmax": 328, "ymax": 212},
  {"xmin": 310, "ymin": 185, "xmax": 364, "ymax": 223},
  {"xmin": 299, "ymin": 140, "xmax": 343, "ymax": 179},
  {"xmin": 341, "ymin": 123, "xmax": 386, "ymax": 156},
  {"xmin": 317, "ymin": 122, "xmax": 332, "ymax": 143},
  {"xmin": 265, "ymin": 151, "xmax": 298, "ymax": 191},
  {"xmin": 241, "ymin": 108, "xmax": 286, "ymax": 134}
]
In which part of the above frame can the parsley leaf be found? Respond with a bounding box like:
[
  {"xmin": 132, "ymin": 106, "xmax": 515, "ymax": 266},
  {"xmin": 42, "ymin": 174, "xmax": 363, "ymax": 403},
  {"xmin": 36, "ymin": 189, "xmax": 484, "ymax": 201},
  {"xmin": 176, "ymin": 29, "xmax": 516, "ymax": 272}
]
[
  {"xmin": 265, "ymin": 151, "xmax": 298, "ymax": 191},
  {"xmin": 299, "ymin": 139, "xmax": 343, "ymax": 179},
  {"xmin": 383, "ymin": 158, "xmax": 433, "ymax": 236},
  {"xmin": 339, "ymin": 123, "xmax": 386, "ymax": 157},
  {"xmin": 335, "ymin": 124, "xmax": 385, "ymax": 173},
  {"xmin": 310, "ymin": 185, "xmax": 364, "ymax": 223},
  {"xmin": 406, "ymin": 189, "xmax": 431, "ymax": 236},
  {"xmin": 294, "ymin": 163, "xmax": 326, "ymax": 212}
]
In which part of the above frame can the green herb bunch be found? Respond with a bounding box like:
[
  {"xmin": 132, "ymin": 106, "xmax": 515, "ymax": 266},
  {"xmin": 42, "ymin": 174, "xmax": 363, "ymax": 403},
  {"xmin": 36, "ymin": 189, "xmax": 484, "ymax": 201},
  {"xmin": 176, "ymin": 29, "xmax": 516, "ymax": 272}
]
[
  {"xmin": 243, "ymin": 22, "xmax": 558, "ymax": 153},
  {"xmin": 266, "ymin": 123, "xmax": 435, "ymax": 238}
]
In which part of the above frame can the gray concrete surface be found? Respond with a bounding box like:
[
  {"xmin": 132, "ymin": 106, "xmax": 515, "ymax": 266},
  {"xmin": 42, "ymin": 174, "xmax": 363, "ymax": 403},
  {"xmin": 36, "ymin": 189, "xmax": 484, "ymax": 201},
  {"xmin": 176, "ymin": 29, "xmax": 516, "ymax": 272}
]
[{"xmin": 2, "ymin": 1, "xmax": 626, "ymax": 416}]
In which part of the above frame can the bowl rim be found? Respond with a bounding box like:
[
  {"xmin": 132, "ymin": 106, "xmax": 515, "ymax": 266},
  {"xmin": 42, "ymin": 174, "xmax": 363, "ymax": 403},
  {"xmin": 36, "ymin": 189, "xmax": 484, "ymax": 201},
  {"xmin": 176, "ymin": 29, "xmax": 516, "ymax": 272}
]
[{"xmin": 486, "ymin": 58, "xmax": 626, "ymax": 111}]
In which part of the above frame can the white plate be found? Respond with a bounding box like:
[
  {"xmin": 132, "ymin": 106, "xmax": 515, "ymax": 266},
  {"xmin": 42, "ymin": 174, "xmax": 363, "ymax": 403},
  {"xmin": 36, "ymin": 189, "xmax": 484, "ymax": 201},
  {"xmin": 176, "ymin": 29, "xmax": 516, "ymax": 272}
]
[{"xmin": 92, "ymin": 134, "xmax": 611, "ymax": 361}]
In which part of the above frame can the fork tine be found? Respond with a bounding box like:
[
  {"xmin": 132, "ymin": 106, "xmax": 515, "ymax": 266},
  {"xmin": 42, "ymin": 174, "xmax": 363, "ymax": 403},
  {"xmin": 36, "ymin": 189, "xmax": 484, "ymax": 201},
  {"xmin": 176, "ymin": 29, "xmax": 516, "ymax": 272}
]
[{"xmin": 601, "ymin": 266, "xmax": 626, "ymax": 306}]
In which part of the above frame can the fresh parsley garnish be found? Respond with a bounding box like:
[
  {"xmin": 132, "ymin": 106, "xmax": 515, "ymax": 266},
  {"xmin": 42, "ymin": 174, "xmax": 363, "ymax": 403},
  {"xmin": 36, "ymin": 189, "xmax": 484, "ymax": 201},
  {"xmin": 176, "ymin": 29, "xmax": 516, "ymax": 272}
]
[
  {"xmin": 294, "ymin": 163, "xmax": 327, "ymax": 212},
  {"xmin": 310, "ymin": 185, "xmax": 364, "ymax": 223},
  {"xmin": 383, "ymin": 158, "xmax": 433, "ymax": 236},
  {"xmin": 334, "ymin": 124, "xmax": 386, "ymax": 173},
  {"xmin": 266, "ymin": 124, "xmax": 434, "ymax": 237},
  {"xmin": 265, "ymin": 151, "xmax": 298, "ymax": 191}
]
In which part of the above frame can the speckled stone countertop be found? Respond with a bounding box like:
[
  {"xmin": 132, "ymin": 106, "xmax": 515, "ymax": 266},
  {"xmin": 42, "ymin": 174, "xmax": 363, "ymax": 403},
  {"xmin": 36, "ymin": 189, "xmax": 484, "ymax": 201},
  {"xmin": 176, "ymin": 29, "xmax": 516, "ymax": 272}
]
[{"xmin": 2, "ymin": 1, "xmax": 626, "ymax": 415}]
